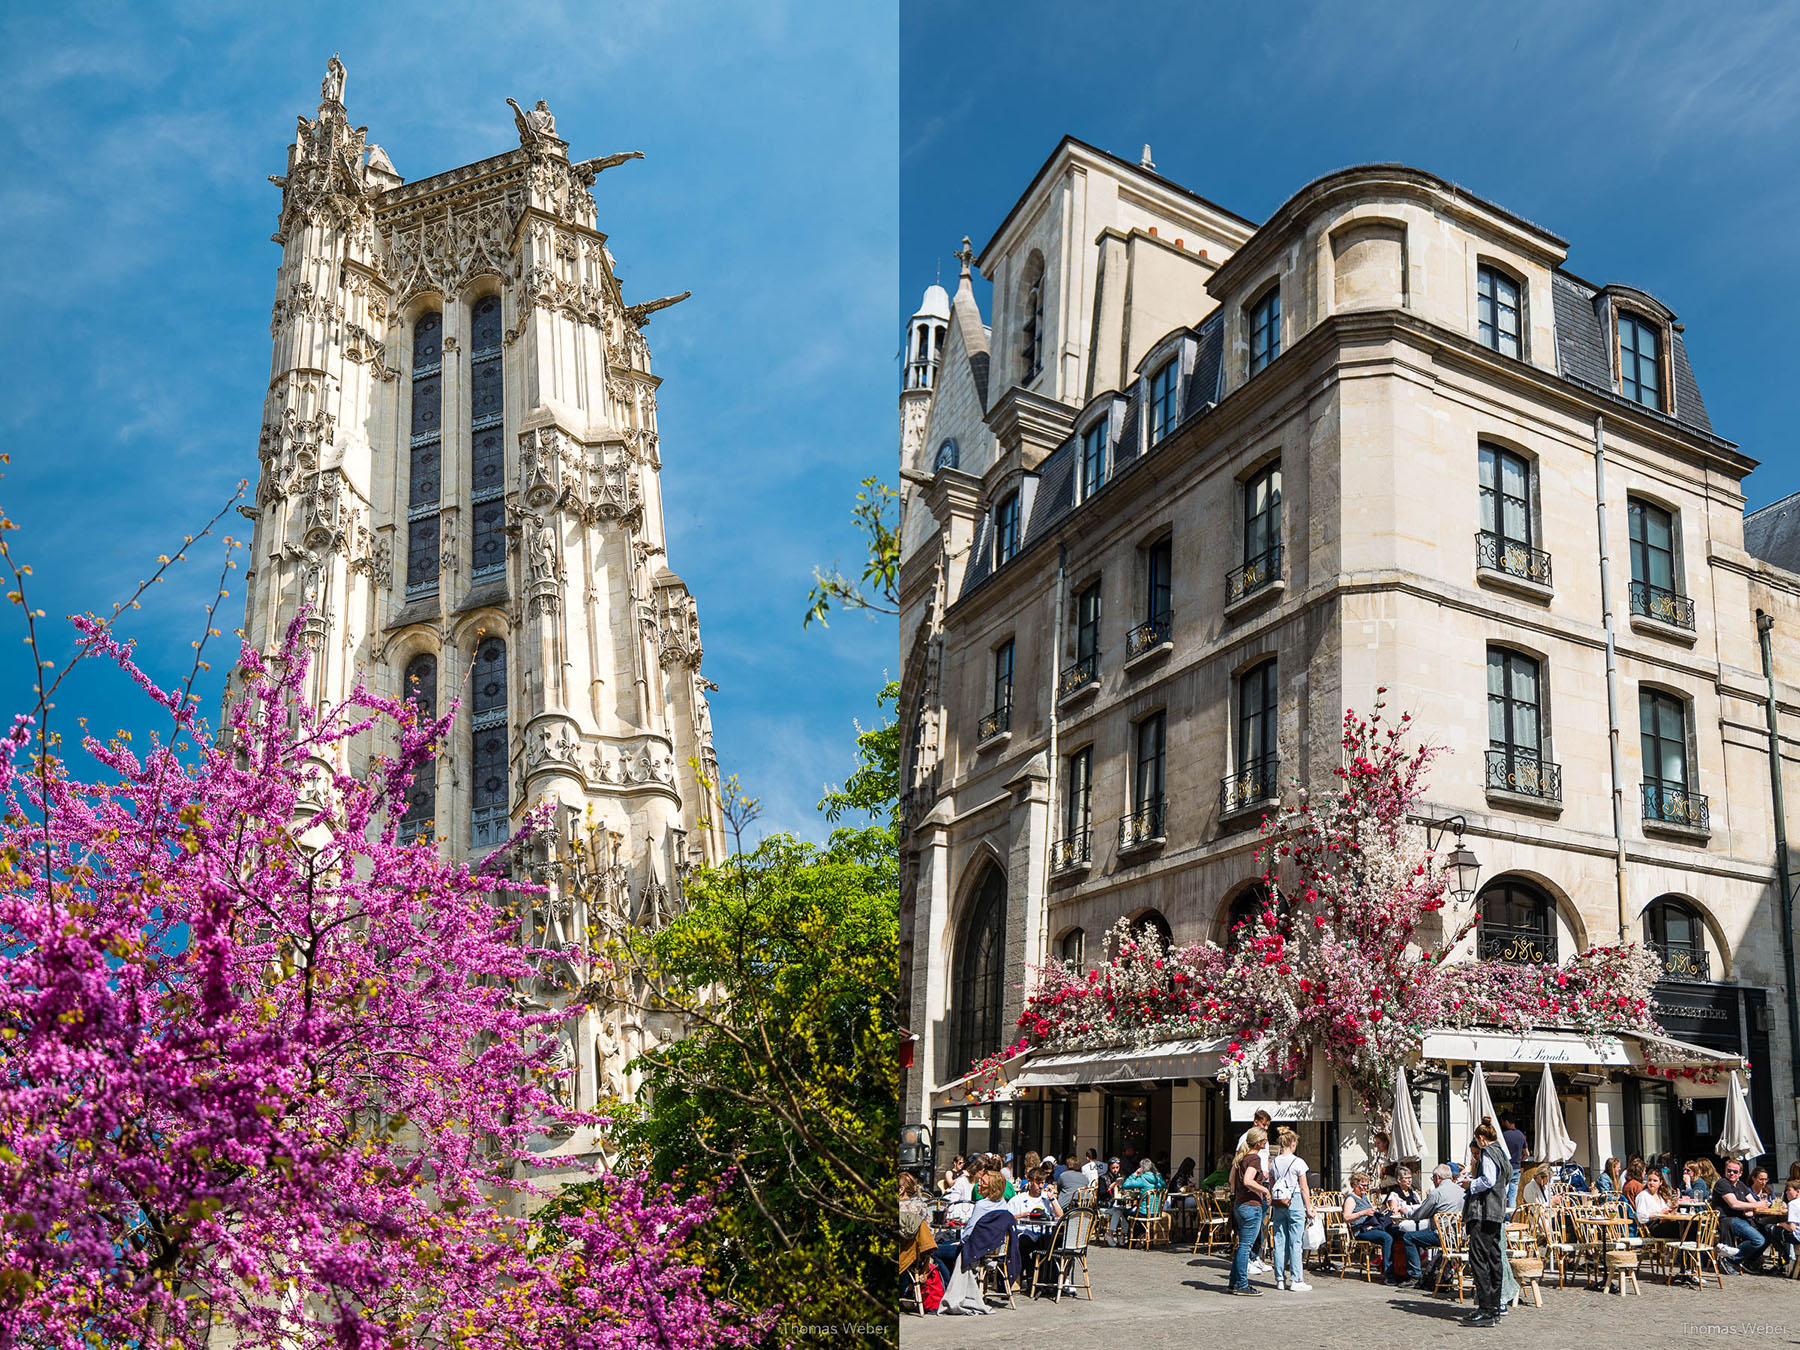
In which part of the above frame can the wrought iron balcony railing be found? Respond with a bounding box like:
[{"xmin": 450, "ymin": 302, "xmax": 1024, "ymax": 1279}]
[
  {"xmin": 1485, "ymin": 749, "xmax": 1563, "ymax": 802},
  {"xmin": 1227, "ymin": 546, "xmax": 1282, "ymax": 604},
  {"xmin": 1117, "ymin": 798, "xmax": 1167, "ymax": 850},
  {"xmin": 1651, "ymin": 943, "xmax": 1713, "ymax": 983},
  {"xmin": 978, "ymin": 703, "xmax": 1013, "ymax": 742},
  {"xmin": 1220, "ymin": 759, "xmax": 1280, "ymax": 815},
  {"xmin": 1476, "ymin": 530, "xmax": 1552, "ymax": 587},
  {"xmin": 1630, "ymin": 580, "xmax": 1696, "ymax": 631},
  {"xmin": 1479, "ymin": 922, "xmax": 1556, "ymax": 965},
  {"xmin": 1642, "ymin": 781, "xmax": 1709, "ymax": 830},
  {"xmin": 1126, "ymin": 612, "xmax": 1174, "ymax": 660},
  {"xmin": 1052, "ymin": 830, "xmax": 1092, "ymax": 872},
  {"xmin": 1059, "ymin": 652, "xmax": 1100, "ymax": 699}
]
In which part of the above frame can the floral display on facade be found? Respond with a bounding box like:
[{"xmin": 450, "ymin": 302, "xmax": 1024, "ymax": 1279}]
[{"xmin": 1003, "ymin": 698, "xmax": 1674, "ymax": 1112}]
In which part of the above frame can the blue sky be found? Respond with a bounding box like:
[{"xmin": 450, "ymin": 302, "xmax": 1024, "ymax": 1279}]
[
  {"xmin": 902, "ymin": 1, "xmax": 1800, "ymax": 504},
  {"xmin": 0, "ymin": 1, "xmax": 897, "ymax": 842}
]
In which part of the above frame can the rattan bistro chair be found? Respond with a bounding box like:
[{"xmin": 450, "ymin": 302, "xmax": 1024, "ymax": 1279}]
[
  {"xmin": 976, "ymin": 1230, "xmax": 1017, "ymax": 1309},
  {"xmin": 1432, "ymin": 1212, "xmax": 1472, "ymax": 1303},
  {"xmin": 1126, "ymin": 1186, "xmax": 1169, "ymax": 1250},
  {"xmin": 1670, "ymin": 1208, "xmax": 1728, "ymax": 1290},
  {"xmin": 1030, "ymin": 1206, "xmax": 1096, "ymax": 1301},
  {"xmin": 1191, "ymin": 1191, "xmax": 1233, "ymax": 1256}
]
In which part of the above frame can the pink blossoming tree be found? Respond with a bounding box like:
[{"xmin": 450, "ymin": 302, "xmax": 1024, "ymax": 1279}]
[
  {"xmin": 1011, "ymin": 695, "xmax": 1668, "ymax": 1112},
  {"xmin": 0, "ymin": 514, "xmax": 753, "ymax": 1348}
]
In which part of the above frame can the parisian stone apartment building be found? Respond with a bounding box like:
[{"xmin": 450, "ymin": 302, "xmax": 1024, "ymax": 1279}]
[
  {"xmin": 236, "ymin": 60, "xmax": 726, "ymax": 1178},
  {"xmin": 898, "ymin": 137, "xmax": 1800, "ymax": 1181}
]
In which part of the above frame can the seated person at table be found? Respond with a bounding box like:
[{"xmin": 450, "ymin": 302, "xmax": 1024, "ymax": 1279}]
[
  {"xmin": 900, "ymin": 1171, "xmax": 930, "ymax": 1225},
  {"xmin": 946, "ymin": 1160, "xmax": 973, "ymax": 1205},
  {"xmin": 933, "ymin": 1172, "xmax": 1012, "ymax": 1285},
  {"xmin": 1751, "ymin": 1167, "xmax": 1774, "ymax": 1206},
  {"xmin": 1675, "ymin": 1161, "xmax": 1706, "ymax": 1206},
  {"xmin": 1112, "ymin": 1158, "xmax": 1162, "ymax": 1240},
  {"xmin": 1342, "ymin": 1171, "xmax": 1403, "ymax": 1284},
  {"xmin": 899, "ymin": 1173, "xmax": 939, "ymax": 1294},
  {"xmin": 1385, "ymin": 1164, "xmax": 1424, "ymax": 1226},
  {"xmin": 1171, "ymin": 1156, "xmax": 1197, "ymax": 1192},
  {"xmin": 1623, "ymin": 1158, "xmax": 1646, "ymax": 1206},
  {"xmin": 1778, "ymin": 1180, "xmax": 1800, "ymax": 1266},
  {"xmin": 1056, "ymin": 1155, "xmax": 1087, "ymax": 1213},
  {"xmin": 1635, "ymin": 1171, "xmax": 1688, "ymax": 1238},
  {"xmin": 1596, "ymin": 1157, "xmax": 1623, "ymax": 1194},
  {"xmin": 1398, "ymin": 1163, "xmax": 1465, "ymax": 1284},
  {"xmin": 940, "ymin": 1154, "xmax": 964, "ymax": 1194},
  {"xmin": 1518, "ymin": 1163, "xmax": 1553, "ymax": 1207},
  {"xmin": 1009, "ymin": 1168, "xmax": 1061, "ymax": 1221},
  {"xmin": 1199, "ymin": 1151, "xmax": 1232, "ymax": 1193},
  {"xmin": 1690, "ymin": 1157, "xmax": 1720, "ymax": 1199},
  {"xmin": 1713, "ymin": 1157, "xmax": 1769, "ymax": 1274}
]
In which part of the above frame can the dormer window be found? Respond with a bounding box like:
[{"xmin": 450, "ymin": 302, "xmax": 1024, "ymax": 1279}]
[
  {"xmin": 1249, "ymin": 285, "xmax": 1281, "ymax": 376},
  {"xmin": 934, "ymin": 437, "xmax": 960, "ymax": 472},
  {"xmin": 1148, "ymin": 359, "xmax": 1179, "ymax": 443},
  {"xmin": 1477, "ymin": 264, "xmax": 1522, "ymax": 358},
  {"xmin": 1080, "ymin": 415, "xmax": 1110, "ymax": 499},
  {"xmin": 995, "ymin": 492, "xmax": 1021, "ymax": 565},
  {"xmin": 1618, "ymin": 311, "xmax": 1663, "ymax": 411}
]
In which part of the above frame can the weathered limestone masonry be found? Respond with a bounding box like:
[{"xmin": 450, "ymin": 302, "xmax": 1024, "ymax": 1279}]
[
  {"xmin": 235, "ymin": 59, "xmax": 726, "ymax": 1183},
  {"xmin": 899, "ymin": 138, "xmax": 1800, "ymax": 1179}
]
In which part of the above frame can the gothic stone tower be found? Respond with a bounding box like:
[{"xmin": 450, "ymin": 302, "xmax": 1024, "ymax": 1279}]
[{"xmin": 237, "ymin": 58, "xmax": 727, "ymax": 1168}]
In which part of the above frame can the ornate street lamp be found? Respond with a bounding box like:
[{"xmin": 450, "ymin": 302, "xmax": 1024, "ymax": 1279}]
[{"xmin": 1408, "ymin": 812, "xmax": 1482, "ymax": 903}]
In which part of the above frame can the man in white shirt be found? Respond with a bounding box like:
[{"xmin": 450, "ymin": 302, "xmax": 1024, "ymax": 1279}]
[{"xmin": 1082, "ymin": 1148, "xmax": 1102, "ymax": 1184}]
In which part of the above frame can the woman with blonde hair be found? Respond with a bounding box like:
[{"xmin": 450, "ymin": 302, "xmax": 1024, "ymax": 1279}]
[
  {"xmin": 1227, "ymin": 1126, "xmax": 1271, "ymax": 1295},
  {"xmin": 1597, "ymin": 1156, "xmax": 1623, "ymax": 1194},
  {"xmin": 1267, "ymin": 1127, "xmax": 1316, "ymax": 1292}
]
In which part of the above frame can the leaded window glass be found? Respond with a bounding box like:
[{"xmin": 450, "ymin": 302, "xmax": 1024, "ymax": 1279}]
[
  {"xmin": 949, "ymin": 867, "xmax": 1008, "ymax": 1072},
  {"xmin": 1477, "ymin": 265, "xmax": 1521, "ymax": 357},
  {"xmin": 470, "ymin": 296, "xmax": 507, "ymax": 581},
  {"xmin": 470, "ymin": 637, "xmax": 509, "ymax": 849},
  {"xmin": 407, "ymin": 313, "xmax": 444, "ymax": 597},
  {"xmin": 399, "ymin": 653, "xmax": 437, "ymax": 841}
]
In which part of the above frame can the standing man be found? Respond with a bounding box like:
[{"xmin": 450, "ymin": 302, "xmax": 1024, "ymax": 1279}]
[
  {"xmin": 1500, "ymin": 1114, "xmax": 1528, "ymax": 1214},
  {"xmin": 1458, "ymin": 1117, "xmax": 1513, "ymax": 1328}
]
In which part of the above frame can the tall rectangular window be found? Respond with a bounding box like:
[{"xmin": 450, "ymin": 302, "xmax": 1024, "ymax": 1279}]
[
  {"xmin": 993, "ymin": 640, "xmax": 1014, "ymax": 714},
  {"xmin": 1640, "ymin": 687, "xmax": 1690, "ymax": 802},
  {"xmin": 994, "ymin": 493, "xmax": 1020, "ymax": 565},
  {"xmin": 1148, "ymin": 359, "xmax": 1179, "ymax": 443},
  {"xmin": 470, "ymin": 637, "xmax": 509, "ymax": 850},
  {"xmin": 469, "ymin": 296, "xmax": 506, "ymax": 582},
  {"xmin": 1134, "ymin": 711, "xmax": 1166, "ymax": 814},
  {"xmin": 1147, "ymin": 536, "xmax": 1172, "ymax": 624},
  {"xmin": 1618, "ymin": 312, "xmax": 1663, "ymax": 410},
  {"xmin": 406, "ymin": 313, "xmax": 444, "ymax": 597},
  {"xmin": 1477, "ymin": 265, "xmax": 1521, "ymax": 357},
  {"xmin": 1249, "ymin": 286, "xmax": 1281, "ymax": 376},
  {"xmin": 1237, "ymin": 661, "xmax": 1278, "ymax": 771},
  {"xmin": 1080, "ymin": 416, "xmax": 1109, "ymax": 499},
  {"xmin": 1479, "ymin": 444, "xmax": 1533, "ymax": 548},
  {"xmin": 1486, "ymin": 647, "xmax": 1550, "ymax": 802},
  {"xmin": 1628, "ymin": 499, "xmax": 1677, "ymax": 594},
  {"xmin": 1244, "ymin": 463, "xmax": 1282, "ymax": 565},
  {"xmin": 1064, "ymin": 746, "xmax": 1092, "ymax": 841},
  {"xmin": 1075, "ymin": 581, "xmax": 1101, "ymax": 665}
]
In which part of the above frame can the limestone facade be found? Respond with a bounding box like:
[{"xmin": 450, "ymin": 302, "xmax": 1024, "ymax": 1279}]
[
  {"xmin": 899, "ymin": 138, "xmax": 1800, "ymax": 1178},
  {"xmin": 235, "ymin": 60, "xmax": 726, "ymax": 1169}
]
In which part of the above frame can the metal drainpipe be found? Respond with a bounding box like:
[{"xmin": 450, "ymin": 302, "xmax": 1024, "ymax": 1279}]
[
  {"xmin": 1040, "ymin": 546, "xmax": 1067, "ymax": 975},
  {"xmin": 1756, "ymin": 609, "xmax": 1800, "ymax": 1101},
  {"xmin": 1595, "ymin": 415, "xmax": 1630, "ymax": 943}
]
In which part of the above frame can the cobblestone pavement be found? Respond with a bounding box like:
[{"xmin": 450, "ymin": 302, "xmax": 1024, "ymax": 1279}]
[{"xmin": 898, "ymin": 1242, "xmax": 1800, "ymax": 1349}]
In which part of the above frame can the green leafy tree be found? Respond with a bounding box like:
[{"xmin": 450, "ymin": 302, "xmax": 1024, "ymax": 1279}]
[{"xmin": 804, "ymin": 477, "xmax": 897, "ymax": 626}]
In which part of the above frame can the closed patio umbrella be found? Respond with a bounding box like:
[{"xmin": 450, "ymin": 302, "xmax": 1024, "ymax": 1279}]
[
  {"xmin": 1391, "ymin": 1066, "xmax": 1425, "ymax": 1162},
  {"xmin": 1717, "ymin": 1069, "xmax": 1765, "ymax": 1160},
  {"xmin": 1532, "ymin": 1061, "xmax": 1576, "ymax": 1164},
  {"xmin": 1466, "ymin": 1061, "xmax": 1498, "ymax": 1138}
]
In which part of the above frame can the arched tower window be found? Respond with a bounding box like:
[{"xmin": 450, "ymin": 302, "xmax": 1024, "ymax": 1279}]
[
  {"xmin": 1477, "ymin": 878, "xmax": 1557, "ymax": 965},
  {"xmin": 470, "ymin": 637, "xmax": 509, "ymax": 849},
  {"xmin": 1021, "ymin": 253, "xmax": 1045, "ymax": 382},
  {"xmin": 406, "ymin": 312, "xmax": 444, "ymax": 598},
  {"xmin": 1644, "ymin": 895, "xmax": 1713, "ymax": 982},
  {"xmin": 399, "ymin": 653, "xmax": 437, "ymax": 843},
  {"xmin": 469, "ymin": 296, "xmax": 506, "ymax": 582},
  {"xmin": 948, "ymin": 865, "xmax": 1007, "ymax": 1075}
]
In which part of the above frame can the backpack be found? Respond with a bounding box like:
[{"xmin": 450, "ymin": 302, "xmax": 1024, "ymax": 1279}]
[{"xmin": 1270, "ymin": 1155, "xmax": 1299, "ymax": 1207}]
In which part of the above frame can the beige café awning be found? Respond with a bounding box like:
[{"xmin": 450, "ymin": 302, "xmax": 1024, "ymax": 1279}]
[
  {"xmin": 1418, "ymin": 1026, "xmax": 1742, "ymax": 1073},
  {"xmin": 1007, "ymin": 1037, "xmax": 1228, "ymax": 1089}
]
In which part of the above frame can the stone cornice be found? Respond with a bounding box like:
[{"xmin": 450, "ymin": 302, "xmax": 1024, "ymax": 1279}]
[{"xmin": 983, "ymin": 385, "xmax": 1077, "ymax": 471}]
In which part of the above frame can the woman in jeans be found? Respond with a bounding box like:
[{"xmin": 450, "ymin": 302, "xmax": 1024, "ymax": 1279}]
[
  {"xmin": 1266, "ymin": 1128, "xmax": 1315, "ymax": 1292},
  {"xmin": 1228, "ymin": 1126, "xmax": 1271, "ymax": 1295},
  {"xmin": 1341, "ymin": 1171, "xmax": 1400, "ymax": 1283}
]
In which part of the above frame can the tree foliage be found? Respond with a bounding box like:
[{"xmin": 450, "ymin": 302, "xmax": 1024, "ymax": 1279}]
[{"xmin": 803, "ymin": 478, "xmax": 897, "ymax": 627}]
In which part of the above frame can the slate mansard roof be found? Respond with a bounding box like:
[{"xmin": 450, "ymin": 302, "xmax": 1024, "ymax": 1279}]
[
  {"xmin": 1550, "ymin": 271, "xmax": 1714, "ymax": 437},
  {"xmin": 1746, "ymin": 492, "xmax": 1800, "ymax": 575}
]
